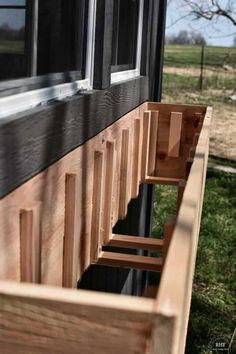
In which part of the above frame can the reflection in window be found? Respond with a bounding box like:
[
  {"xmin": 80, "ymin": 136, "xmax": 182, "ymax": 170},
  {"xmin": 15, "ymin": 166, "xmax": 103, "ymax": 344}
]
[
  {"xmin": 37, "ymin": 0, "xmax": 88, "ymax": 77},
  {"xmin": 0, "ymin": 0, "xmax": 89, "ymax": 82},
  {"xmin": 0, "ymin": 1, "xmax": 26, "ymax": 79},
  {"xmin": 111, "ymin": 0, "xmax": 139, "ymax": 73}
]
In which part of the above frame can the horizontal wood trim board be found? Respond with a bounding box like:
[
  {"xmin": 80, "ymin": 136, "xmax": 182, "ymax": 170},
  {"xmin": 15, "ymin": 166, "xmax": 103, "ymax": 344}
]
[
  {"xmin": 145, "ymin": 176, "xmax": 184, "ymax": 186},
  {"xmin": 97, "ymin": 251, "xmax": 162, "ymax": 272},
  {"xmin": 0, "ymin": 281, "xmax": 153, "ymax": 354},
  {"xmin": 0, "ymin": 76, "xmax": 149, "ymax": 198},
  {"xmin": 108, "ymin": 234, "xmax": 163, "ymax": 251}
]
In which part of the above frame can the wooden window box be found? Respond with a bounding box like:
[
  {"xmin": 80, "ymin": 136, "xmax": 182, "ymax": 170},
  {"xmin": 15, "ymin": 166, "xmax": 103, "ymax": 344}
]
[{"xmin": 0, "ymin": 102, "xmax": 211, "ymax": 354}]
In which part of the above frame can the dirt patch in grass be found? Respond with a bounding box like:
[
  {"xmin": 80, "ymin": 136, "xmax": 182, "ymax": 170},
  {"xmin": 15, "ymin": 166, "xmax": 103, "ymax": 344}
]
[
  {"xmin": 164, "ymin": 65, "xmax": 236, "ymax": 79},
  {"xmin": 162, "ymin": 90, "xmax": 236, "ymax": 160}
]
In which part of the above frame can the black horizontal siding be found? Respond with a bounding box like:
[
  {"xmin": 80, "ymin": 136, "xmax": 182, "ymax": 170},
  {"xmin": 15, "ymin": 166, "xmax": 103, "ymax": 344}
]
[{"xmin": 0, "ymin": 76, "xmax": 148, "ymax": 198}]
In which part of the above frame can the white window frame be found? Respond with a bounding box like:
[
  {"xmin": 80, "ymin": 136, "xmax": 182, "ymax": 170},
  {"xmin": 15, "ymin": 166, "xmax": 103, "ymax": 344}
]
[
  {"xmin": 0, "ymin": 0, "xmax": 97, "ymax": 119},
  {"xmin": 110, "ymin": 0, "xmax": 144, "ymax": 85}
]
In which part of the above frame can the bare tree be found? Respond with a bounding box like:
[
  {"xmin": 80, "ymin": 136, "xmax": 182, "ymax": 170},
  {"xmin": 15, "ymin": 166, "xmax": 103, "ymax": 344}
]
[{"xmin": 182, "ymin": 0, "xmax": 236, "ymax": 26}]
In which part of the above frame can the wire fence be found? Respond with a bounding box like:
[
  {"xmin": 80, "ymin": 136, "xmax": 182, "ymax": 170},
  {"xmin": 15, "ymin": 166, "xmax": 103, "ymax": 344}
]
[{"xmin": 163, "ymin": 44, "xmax": 236, "ymax": 92}]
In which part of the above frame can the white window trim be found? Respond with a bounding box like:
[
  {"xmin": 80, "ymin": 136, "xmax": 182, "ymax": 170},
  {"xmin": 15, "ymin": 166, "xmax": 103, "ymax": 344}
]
[
  {"xmin": 0, "ymin": 0, "xmax": 97, "ymax": 120},
  {"xmin": 110, "ymin": 0, "xmax": 144, "ymax": 85}
]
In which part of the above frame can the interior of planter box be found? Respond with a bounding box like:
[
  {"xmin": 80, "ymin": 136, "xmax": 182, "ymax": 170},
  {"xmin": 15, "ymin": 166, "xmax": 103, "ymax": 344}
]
[
  {"xmin": 0, "ymin": 102, "xmax": 212, "ymax": 353},
  {"xmin": 0, "ymin": 102, "xmax": 206, "ymax": 296}
]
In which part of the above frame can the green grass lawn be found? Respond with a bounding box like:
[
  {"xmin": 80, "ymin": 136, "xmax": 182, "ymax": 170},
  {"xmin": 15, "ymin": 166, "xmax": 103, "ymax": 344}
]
[
  {"xmin": 164, "ymin": 44, "xmax": 236, "ymax": 68},
  {"xmin": 163, "ymin": 72, "xmax": 235, "ymax": 92},
  {"xmin": 152, "ymin": 164, "xmax": 236, "ymax": 354},
  {"xmin": 0, "ymin": 40, "xmax": 24, "ymax": 54}
]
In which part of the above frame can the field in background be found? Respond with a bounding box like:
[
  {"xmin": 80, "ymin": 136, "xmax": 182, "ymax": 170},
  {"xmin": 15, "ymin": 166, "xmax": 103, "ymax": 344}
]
[
  {"xmin": 159, "ymin": 44, "xmax": 236, "ymax": 353},
  {"xmin": 162, "ymin": 44, "xmax": 236, "ymax": 160}
]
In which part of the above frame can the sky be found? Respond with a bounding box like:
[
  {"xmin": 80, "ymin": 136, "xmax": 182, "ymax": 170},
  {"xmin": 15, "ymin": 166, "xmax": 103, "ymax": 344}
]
[
  {"xmin": 0, "ymin": 1, "xmax": 25, "ymax": 30},
  {"xmin": 166, "ymin": 0, "xmax": 236, "ymax": 47}
]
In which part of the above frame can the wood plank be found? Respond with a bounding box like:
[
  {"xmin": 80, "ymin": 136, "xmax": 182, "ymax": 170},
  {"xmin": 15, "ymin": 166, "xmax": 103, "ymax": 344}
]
[
  {"xmin": 103, "ymin": 140, "xmax": 115, "ymax": 243},
  {"xmin": 97, "ymin": 251, "xmax": 162, "ymax": 272},
  {"xmin": 154, "ymin": 107, "xmax": 212, "ymax": 354},
  {"xmin": 118, "ymin": 129, "xmax": 130, "ymax": 219},
  {"xmin": 20, "ymin": 203, "xmax": 41, "ymax": 283},
  {"xmin": 131, "ymin": 118, "xmax": 142, "ymax": 198},
  {"xmin": 147, "ymin": 110, "xmax": 159, "ymax": 175},
  {"xmin": 0, "ymin": 281, "xmax": 153, "ymax": 354},
  {"xmin": 145, "ymin": 176, "xmax": 183, "ymax": 186},
  {"xmin": 108, "ymin": 234, "xmax": 163, "ymax": 251},
  {"xmin": 90, "ymin": 151, "xmax": 104, "ymax": 263},
  {"xmin": 63, "ymin": 172, "xmax": 80, "ymax": 288},
  {"xmin": 168, "ymin": 112, "xmax": 183, "ymax": 158},
  {"xmin": 141, "ymin": 111, "xmax": 151, "ymax": 181},
  {"xmin": 178, "ymin": 107, "xmax": 212, "ymax": 354}
]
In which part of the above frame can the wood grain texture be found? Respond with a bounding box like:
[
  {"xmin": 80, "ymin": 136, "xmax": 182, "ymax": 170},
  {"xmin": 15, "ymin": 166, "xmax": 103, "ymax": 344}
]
[
  {"xmin": 63, "ymin": 172, "xmax": 81, "ymax": 288},
  {"xmin": 0, "ymin": 281, "xmax": 153, "ymax": 354},
  {"xmin": 20, "ymin": 203, "xmax": 41, "ymax": 283},
  {"xmin": 168, "ymin": 112, "xmax": 182, "ymax": 158},
  {"xmin": 118, "ymin": 129, "xmax": 130, "ymax": 219},
  {"xmin": 148, "ymin": 110, "xmax": 159, "ymax": 175},
  {"xmin": 131, "ymin": 118, "xmax": 142, "ymax": 198},
  {"xmin": 141, "ymin": 111, "xmax": 151, "ymax": 181},
  {"xmin": 0, "ymin": 103, "xmax": 212, "ymax": 354},
  {"xmin": 108, "ymin": 234, "xmax": 164, "ymax": 251},
  {"xmin": 103, "ymin": 140, "xmax": 115, "ymax": 243},
  {"xmin": 90, "ymin": 151, "xmax": 104, "ymax": 263},
  {"xmin": 0, "ymin": 103, "xmax": 147, "ymax": 284},
  {"xmin": 154, "ymin": 107, "xmax": 212, "ymax": 354},
  {"xmin": 145, "ymin": 176, "xmax": 183, "ymax": 186},
  {"xmin": 0, "ymin": 77, "xmax": 149, "ymax": 198},
  {"xmin": 97, "ymin": 251, "xmax": 162, "ymax": 272}
]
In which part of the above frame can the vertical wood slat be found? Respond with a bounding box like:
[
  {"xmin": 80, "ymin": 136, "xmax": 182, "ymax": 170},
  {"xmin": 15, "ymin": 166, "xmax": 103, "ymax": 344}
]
[
  {"xmin": 119, "ymin": 129, "xmax": 130, "ymax": 219},
  {"xmin": 141, "ymin": 111, "xmax": 151, "ymax": 181},
  {"xmin": 163, "ymin": 216, "xmax": 176, "ymax": 263},
  {"xmin": 131, "ymin": 118, "xmax": 142, "ymax": 198},
  {"xmin": 63, "ymin": 172, "xmax": 80, "ymax": 288},
  {"xmin": 147, "ymin": 111, "xmax": 159, "ymax": 176},
  {"xmin": 90, "ymin": 150, "xmax": 104, "ymax": 263},
  {"xmin": 103, "ymin": 140, "xmax": 116, "ymax": 244},
  {"xmin": 168, "ymin": 112, "xmax": 183, "ymax": 158},
  {"xmin": 20, "ymin": 202, "xmax": 41, "ymax": 283}
]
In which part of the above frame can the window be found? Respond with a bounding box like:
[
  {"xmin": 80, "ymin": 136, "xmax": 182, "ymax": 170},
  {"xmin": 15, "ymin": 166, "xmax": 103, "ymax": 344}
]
[
  {"xmin": 111, "ymin": 0, "xmax": 144, "ymax": 83},
  {"xmin": 0, "ymin": 0, "xmax": 94, "ymax": 87},
  {"xmin": 0, "ymin": 0, "xmax": 27, "ymax": 80},
  {"xmin": 37, "ymin": 0, "xmax": 88, "ymax": 78},
  {"xmin": 0, "ymin": 0, "xmax": 96, "ymax": 118}
]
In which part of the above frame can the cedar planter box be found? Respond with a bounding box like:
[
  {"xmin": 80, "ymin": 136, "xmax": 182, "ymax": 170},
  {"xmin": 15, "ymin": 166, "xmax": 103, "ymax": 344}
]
[{"xmin": 0, "ymin": 102, "xmax": 211, "ymax": 354}]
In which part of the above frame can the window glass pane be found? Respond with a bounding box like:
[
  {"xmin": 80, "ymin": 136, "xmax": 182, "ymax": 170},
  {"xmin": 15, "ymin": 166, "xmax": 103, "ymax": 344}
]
[
  {"xmin": 0, "ymin": 7, "xmax": 26, "ymax": 80},
  {"xmin": 111, "ymin": 0, "xmax": 139, "ymax": 72},
  {"xmin": 37, "ymin": 0, "xmax": 88, "ymax": 77},
  {"xmin": 0, "ymin": 0, "xmax": 25, "ymax": 5}
]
